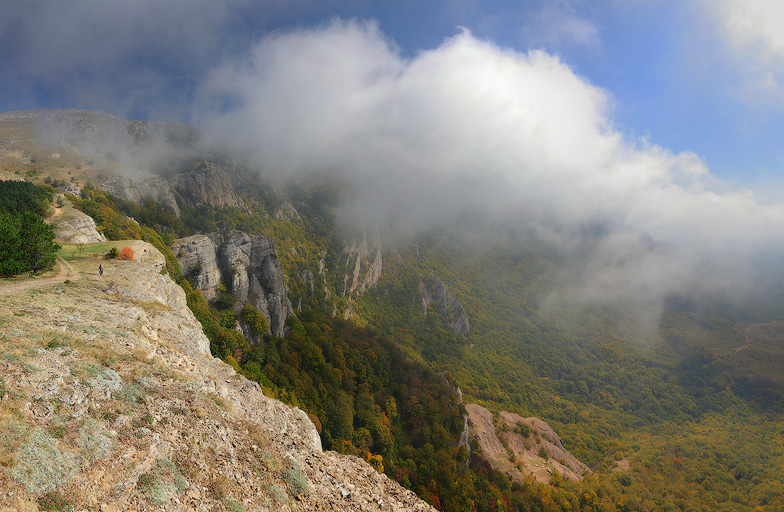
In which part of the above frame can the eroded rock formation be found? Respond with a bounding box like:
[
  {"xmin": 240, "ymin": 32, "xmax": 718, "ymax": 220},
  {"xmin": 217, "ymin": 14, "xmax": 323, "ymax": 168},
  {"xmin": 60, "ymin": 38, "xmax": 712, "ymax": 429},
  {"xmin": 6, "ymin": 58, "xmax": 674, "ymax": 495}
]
[
  {"xmin": 464, "ymin": 403, "xmax": 590, "ymax": 485},
  {"xmin": 419, "ymin": 274, "xmax": 470, "ymax": 335},
  {"xmin": 172, "ymin": 231, "xmax": 293, "ymax": 336},
  {"xmin": 47, "ymin": 195, "xmax": 107, "ymax": 244},
  {"xmin": 342, "ymin": 237, "xmax": 382, "ymax": 298}
]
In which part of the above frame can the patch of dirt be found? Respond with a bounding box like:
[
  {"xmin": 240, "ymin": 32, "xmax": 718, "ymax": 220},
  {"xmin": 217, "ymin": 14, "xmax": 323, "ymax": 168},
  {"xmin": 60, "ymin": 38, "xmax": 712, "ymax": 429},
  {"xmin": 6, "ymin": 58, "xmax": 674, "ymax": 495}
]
[
  {"xmin": 0, "ymin": 257, "xmax": 79, "ymax": 296},
  {"xmin": 613, "ymin": 458, "xmax": 631, "ymax": 472}
]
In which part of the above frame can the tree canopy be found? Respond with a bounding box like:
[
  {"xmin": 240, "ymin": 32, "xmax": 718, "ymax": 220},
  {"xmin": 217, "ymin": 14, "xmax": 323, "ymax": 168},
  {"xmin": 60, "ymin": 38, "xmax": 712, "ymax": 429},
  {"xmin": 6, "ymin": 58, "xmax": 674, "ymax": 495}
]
[{"xmin": 0, "ymin": 182, "xmax": 60, "ymax": 276}]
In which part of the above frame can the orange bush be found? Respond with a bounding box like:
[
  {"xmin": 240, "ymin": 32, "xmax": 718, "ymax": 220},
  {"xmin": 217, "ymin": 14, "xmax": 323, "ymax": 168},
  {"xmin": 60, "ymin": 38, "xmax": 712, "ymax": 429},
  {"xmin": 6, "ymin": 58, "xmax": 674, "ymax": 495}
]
[{"xmin": 119, "ymin": 246, "xmax": 134, "ymax": 261}]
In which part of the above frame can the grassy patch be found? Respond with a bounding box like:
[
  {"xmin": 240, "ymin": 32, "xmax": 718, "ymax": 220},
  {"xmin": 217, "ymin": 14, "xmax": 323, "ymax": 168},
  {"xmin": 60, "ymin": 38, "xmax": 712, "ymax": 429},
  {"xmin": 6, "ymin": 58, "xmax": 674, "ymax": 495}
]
[
  {"xmin": 78, "ymin": 417, "xmax": 113, "ymax": 463},
  {"xmin": 58, "ymin": 241, "xmax": 122, "ymax": 261},
  {"xmin": 37, "ymin": 490, "xmax": 75, "ymax": 512},
  {"xmin": 11, "ymin": 428, "xmax": 78, "ymax": 493},
  {"xmin": 0, "ymin": 417, "xmax": 27, "ymax": 467},
  {"xmin": 284, "ymin": 458, "xmax": 311, "ymax": 497},
  {"xmin": 137, "ymin": 457, "xmax": 189, "ymax": 504}
]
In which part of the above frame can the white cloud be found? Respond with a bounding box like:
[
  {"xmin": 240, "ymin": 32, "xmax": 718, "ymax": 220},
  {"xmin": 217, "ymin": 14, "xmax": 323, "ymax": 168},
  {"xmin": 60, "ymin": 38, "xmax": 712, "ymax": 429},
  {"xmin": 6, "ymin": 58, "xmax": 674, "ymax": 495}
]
[
  {"xmin": 199, "ymin": 18, "xmax": 784, "ymax": 248},
  {"xmin": 196, "ymin": 18, "xmax": 784, "ymax": 319},
  {"xmin": 716, "ymin": 0, "xmax": 784, "ymax": 62},
  {"xmin": 521, "ymin": 4, "xmax": 600, "ymax": 51},
  {"xmin": 709, "ymin": 0, "xmax": 784, "ymax": 104}
]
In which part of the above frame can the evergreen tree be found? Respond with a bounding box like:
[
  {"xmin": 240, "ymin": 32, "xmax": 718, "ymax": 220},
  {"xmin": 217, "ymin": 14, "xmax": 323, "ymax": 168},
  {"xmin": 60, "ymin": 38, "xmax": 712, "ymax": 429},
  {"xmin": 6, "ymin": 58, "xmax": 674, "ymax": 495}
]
[{"xmin": 0, "ymin": 210, "xmax": 60, "ymax": 276}]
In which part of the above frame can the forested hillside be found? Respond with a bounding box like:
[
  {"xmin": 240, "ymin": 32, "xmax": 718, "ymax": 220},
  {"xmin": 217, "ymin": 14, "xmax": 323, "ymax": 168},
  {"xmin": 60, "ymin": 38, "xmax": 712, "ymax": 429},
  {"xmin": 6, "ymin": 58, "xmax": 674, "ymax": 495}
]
[{"xmin": 45, "ymin": 177, "xmax": 784, "ymax": 512}]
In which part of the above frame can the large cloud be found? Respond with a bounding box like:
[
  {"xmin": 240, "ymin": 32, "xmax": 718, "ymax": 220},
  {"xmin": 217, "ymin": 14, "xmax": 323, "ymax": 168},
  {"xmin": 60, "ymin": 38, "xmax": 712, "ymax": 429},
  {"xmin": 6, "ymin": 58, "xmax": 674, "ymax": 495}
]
[
  {"xmin": 196, "ymin": 19, "xmax": 784, "ymax": 324},
  {"xmin": 198, "ymin": 19, "xmax": 784, "ymax": 249}
]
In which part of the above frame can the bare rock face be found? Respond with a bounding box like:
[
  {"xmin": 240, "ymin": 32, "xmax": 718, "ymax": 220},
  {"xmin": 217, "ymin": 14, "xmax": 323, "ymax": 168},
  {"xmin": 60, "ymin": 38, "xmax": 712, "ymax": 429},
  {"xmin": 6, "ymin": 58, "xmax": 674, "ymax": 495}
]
[
  {"xmin": 342, "ymin": 237, "xmax": 382, "ymax": 298},
  {"xmin": 48, "ymin": 195, "xmax": 106, "ymax": 244},
  {"xmin": 274, "ymin": 200, "xmax": 301, "ymax": 221},
  {"xmin": 172, "ymin": 231, "xmax": 293, "ymax": 337},
  {"xmin": 419, "ymin": 274, "xmax": 470, "ymax": 335},
  {"xmin": 464, "ymin": 404, "xmax": 590, "ymax": 485},
  {"xmin": 172, "ymin": 161, "xmax": 246, "ymax": 211},
  {"xmin": 171, "ymin": 234, "xmax": 222, "ymax": 300},
  {"xmin": 102, "ymin": 175, "xmax": 180, "ymax": 216}
]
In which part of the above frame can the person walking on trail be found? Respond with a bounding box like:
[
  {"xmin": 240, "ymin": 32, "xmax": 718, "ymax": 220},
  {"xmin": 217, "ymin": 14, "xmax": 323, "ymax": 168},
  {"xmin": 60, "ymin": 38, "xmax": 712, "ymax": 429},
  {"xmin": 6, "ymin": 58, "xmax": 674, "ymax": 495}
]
[{"xmin": 99, "ymin": 264, "xmax": 103, "ymax": 276}]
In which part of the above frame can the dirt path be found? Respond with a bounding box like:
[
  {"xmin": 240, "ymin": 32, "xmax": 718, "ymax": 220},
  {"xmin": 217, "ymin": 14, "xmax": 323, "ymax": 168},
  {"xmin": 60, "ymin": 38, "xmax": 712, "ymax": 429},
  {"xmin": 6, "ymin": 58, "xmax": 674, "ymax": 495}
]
[
  {"xmin": 0, "ymin": 256, "xmax": 81, "ymax": 296},
  {"xmin": 44, "ymin": 204, "xmax": 63, "ymax": 224}
]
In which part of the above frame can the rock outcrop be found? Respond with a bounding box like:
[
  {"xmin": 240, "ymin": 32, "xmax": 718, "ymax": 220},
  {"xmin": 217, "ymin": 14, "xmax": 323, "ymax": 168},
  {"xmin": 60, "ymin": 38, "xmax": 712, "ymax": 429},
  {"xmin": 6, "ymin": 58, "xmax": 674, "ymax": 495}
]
[
  {"xmin": 171, "ymin": 231, "xmax": 293, "ymax": 337},
  {"xmin": 274, "ymin": 201, "xmax": 300, "ymax": 221},
  {"xmin": 47, "ymin": 195, "xmax": 107, "ymax": 244},
  {"xmin": 0, "ymin": 241, "xmax": 434, "ymax": 512},
  {"xmin": 465, "ymin": 404, "xmax": 590, "ymax": 485},
  {"xmin": 101, "ymin": 175, "xmax": 181, "ymax": 216},
  {"xmin": 171, "ymin": 234, "xmax": 223, "ymax": 299},
  {"xmin": 342, "ymin": 237, "xmax": 382, "ymax": 298},
  {"xmin": 101, "ymin": 160, "xmax": 247, "ymax": 216},
  {"xmin": 171, "ymin": 161, "xmax": 247, "ymax": 211},
  {"xmin": 419, "ymin": 274, "xmax": 470, "ymax": 335}
]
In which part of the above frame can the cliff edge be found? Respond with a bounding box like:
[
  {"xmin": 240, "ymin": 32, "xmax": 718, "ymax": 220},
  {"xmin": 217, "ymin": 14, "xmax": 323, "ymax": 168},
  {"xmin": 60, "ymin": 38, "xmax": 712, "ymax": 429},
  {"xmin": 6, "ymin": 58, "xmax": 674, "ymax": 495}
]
[{"xmin": 0, "ymin": 242, "xmax": 433, "ymax": 512}]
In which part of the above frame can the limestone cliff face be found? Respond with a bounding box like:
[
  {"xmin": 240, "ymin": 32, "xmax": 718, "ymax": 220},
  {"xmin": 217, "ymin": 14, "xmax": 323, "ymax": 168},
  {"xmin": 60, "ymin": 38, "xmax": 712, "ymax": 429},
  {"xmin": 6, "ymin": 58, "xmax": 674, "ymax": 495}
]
[
  {"xmin": 47, "ymin": 195, "xmax": 107, "ymax": 244},
  {"xmin": 101, "ymin": 160, "xmax": 246, "ymax": 216},
  {"xmin": 342, "ymin": 237, "xmax": 383, "ymax": 298},
  {"xmin": 338, "ymin": 237, "xmax": 383, "ymax": 320},
  {"xmin": 170, "ymin": 234, "xmax": 223, "ymax": 300},
  {"xmin": 464, "ymin": 404, "xmax": 590, "ymax": 485},
  {"xmin": 172, "ymin": 161, "xmax": 247, "ymax": 211},
  {"xmin": 171, "ymin": 231, "xmax": 293, "ymax": 337},
  {"xmin": 0, "ymin": 241, "xmax": 433, "ymax": 512},
  {"xmin": 102, "ymin": 175, "xmax": 181, "ymax": 216},
  {"xmin": 419, "ymin": 274, "xmax": 470, "ymax": 335}
]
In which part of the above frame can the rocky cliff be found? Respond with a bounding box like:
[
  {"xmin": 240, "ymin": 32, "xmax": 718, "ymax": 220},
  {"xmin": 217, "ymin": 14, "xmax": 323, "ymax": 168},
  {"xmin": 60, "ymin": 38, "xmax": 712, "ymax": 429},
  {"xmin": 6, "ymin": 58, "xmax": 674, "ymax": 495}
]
[
  {"xmin": 464, "ymin": 404, "xmax": 590, "ymax": 485},
  {"xmin": 339, "ymin": 237, "xmax": 383, "ymax": 320},
  {"xmin": 171, "ymin": 232, "xmax": 293, "ymax": 337},
  {"xmin": 0, "ymin": 242, "xmax": 434, "ymax": 512},
  {"xmin": 101, "ymin": 175, "xmax": 181, "ymax": 216},
  {"xmin": 47, "ymin": 195, "xmax": 107, "ymax": 244},
  {"xmin": 419, "ymin": 274, "xmax": 470, "ymax": 335},
  {"xmin": 342, "ymin": 237, "xmax": 383, "ymax": 299}
]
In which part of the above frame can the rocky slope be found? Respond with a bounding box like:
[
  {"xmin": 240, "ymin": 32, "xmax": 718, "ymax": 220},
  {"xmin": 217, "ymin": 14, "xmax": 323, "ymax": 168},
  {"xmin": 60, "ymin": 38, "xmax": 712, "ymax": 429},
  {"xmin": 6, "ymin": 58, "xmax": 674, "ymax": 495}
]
[
  {"xmin": 464, "ymin": 403, "xmax": 590, "ymax": 485},
  {"xmin": 171, "ymin": 232, "xmax": 293, "ymax": 337},
  {"xmin": 46, "ymin": 195, "xmax": 107, "ymax": 244},
  {"xmin": 0, "ymin": 243, "xmax": 434, "ymax": 512},
  {"xmin": 0, "ymin": 110, "xmax": 247, "ymax": 217},
  {"xmin": 419, "ymin": 274, "xmax": 470, "ymax": 336}
]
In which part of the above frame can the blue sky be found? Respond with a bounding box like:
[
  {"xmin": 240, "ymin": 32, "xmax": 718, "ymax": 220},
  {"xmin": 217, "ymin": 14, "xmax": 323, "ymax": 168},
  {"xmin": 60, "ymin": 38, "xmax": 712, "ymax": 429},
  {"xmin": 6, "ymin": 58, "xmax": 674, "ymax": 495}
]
[{"xmin": 2, "ymin": 1, "xmax": 784, "ymax": 196}]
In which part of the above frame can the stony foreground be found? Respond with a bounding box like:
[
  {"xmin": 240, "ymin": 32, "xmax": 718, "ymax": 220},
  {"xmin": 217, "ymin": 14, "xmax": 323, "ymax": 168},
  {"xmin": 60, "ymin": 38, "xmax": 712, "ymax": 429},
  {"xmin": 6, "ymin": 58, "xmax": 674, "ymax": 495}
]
[{"xmin": 0, "ymin": 243, "xmax": 434, "ymax": 512}]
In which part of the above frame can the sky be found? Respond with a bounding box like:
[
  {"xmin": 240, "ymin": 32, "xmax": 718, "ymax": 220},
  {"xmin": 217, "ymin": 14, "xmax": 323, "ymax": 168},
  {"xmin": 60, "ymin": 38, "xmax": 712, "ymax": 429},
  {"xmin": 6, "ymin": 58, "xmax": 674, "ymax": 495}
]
[
  {"xmin": 3, "ymin": 0, "xmax": 784, "ymax": 189},
  {"xmin": 5, "ymin": 0, "xmax": 784, "ymax": 320}
]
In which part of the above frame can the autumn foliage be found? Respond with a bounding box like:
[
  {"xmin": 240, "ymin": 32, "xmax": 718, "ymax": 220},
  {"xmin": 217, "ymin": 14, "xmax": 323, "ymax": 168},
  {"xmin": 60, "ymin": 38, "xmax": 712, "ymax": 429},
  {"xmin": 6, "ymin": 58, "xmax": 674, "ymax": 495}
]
[{"xmin": 118, "ymin": 246, "xmax": 134, "ymax": 261}]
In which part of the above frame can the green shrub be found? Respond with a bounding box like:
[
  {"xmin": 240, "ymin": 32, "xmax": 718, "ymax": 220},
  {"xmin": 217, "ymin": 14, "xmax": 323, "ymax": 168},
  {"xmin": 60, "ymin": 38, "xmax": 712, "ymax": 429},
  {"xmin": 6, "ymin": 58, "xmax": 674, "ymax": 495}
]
[
  {"xmin": 226, "ymin": 498, "xmax": 245, "ymax": 512},
  {"xmin": 284, "ymin": 459, "xmax": 311, "ymax": 497},
  {"xmin": 137, "ymin": 459, "xmax": 187, "ymax": 504},
  {"xmin": 11, "ymin": 428, "xmax": 77, "ymax": 493},
  {"xmin": 270, "ymin": 484, "xmax": 288, "ymax": 505},
  {"xmin": 242, "ymin": 304, "xmax": 270, "ymax": 336},
  {"xmin": 78, "ymin": 418, "xmax": 113, "ymax": 463},
  {"xmin": 36, "ymin": 490, "xmax": 74, "ymax": 512}
]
